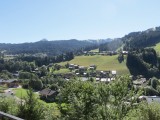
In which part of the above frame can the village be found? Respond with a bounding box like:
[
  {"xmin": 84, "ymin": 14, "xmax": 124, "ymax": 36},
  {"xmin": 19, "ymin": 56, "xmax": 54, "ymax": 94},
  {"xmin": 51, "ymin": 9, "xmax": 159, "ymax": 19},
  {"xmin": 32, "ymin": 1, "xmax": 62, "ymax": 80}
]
[{"xmin": 1, "ymin": 59, "xmax": 160, "ymax": 104}]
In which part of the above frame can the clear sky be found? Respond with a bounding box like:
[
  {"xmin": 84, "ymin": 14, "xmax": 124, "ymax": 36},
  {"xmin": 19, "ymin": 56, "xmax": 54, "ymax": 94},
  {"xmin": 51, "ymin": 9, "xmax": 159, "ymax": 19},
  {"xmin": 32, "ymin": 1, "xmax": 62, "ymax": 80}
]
[{"xmin": 0, "ymin": 0, "xmax": 160, "ymax": 43}]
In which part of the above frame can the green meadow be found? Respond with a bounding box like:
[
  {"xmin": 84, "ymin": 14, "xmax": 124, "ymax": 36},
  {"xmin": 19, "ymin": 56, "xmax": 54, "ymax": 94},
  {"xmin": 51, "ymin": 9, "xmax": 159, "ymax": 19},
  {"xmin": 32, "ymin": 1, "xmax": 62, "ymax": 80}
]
[
  {"xmin": 89, "ymin": 48, "xmax": 99, "ymax": 52},
  {"xmin": 153, "ymin": 42, "xmax": 160, "ymax": 56},
  {"xmin": 59, "ymin": 55, "xmax": 130, "ymax": 75}
]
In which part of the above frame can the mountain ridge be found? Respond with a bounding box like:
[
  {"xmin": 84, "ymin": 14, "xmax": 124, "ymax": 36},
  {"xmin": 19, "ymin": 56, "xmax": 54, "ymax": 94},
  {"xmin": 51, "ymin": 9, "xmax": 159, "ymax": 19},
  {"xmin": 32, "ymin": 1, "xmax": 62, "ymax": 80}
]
[{"xmin": 0, "ymin": 39, "xmax": 111, "ymax": 56}]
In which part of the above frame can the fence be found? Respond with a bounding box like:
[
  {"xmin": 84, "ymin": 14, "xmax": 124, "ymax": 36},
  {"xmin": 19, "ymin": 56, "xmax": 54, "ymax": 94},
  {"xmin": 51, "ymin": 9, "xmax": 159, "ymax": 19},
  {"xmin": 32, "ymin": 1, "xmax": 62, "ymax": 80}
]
[{"xmin": 0, "ymin": 111, "xmax": 24, "ymax": 120}]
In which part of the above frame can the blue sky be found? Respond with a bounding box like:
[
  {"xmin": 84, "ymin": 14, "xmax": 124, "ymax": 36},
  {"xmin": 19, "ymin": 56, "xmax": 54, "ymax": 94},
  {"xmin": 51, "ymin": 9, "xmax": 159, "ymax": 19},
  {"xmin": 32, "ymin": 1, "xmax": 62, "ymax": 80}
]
[{"xmin": 0, "ymin": 0, "xmax": 160, "ymax": 43}]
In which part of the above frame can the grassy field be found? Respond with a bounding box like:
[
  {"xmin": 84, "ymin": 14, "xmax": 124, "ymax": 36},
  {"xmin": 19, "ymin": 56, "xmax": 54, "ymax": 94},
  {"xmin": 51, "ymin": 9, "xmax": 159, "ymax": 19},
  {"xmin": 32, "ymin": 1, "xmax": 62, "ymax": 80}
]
[
  {"xmin": 54, "ymin": 68, "xmax": 70, "ymax": 74},
  {"xmin": 89, "ymin": 48, "xmax": 99, "ymax": 52},
  {"xmin": 59, "ymin": 55, "xmax": 130, "ymax": 75},
  {"xmin": 0, "ymin": 85, "xmax": 8, "ymax": 93},
  {"xmin": 153, "ymin": 42, "xmax": 160, "ymax": 55},
  {"xmin": 13, "ymin": 88, "xmax": 57, "ymax": 105},
  {"xmin": 13, "ymin": 88, "xmax": 34, "ymax": 98},
  {"xmin": 13, "ymin": 88, "xmax": 60, "ymax": 116}
]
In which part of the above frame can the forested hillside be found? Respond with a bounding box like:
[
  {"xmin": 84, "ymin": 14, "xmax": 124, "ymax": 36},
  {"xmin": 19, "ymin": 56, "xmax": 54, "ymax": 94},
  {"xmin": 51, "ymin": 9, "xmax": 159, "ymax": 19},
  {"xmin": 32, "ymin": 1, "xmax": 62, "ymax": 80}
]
[
  {"xmin": 98, "ymin": 26, "xmax": 160, "ymax": 51},
  {"xmin": 127, "ymin": 48, "xmax": 160, "ymax": 78},
  {"xmin": 0, "ymin": 39, "xmax": 106, "ymax": 56},
  {"xmin": 122, "ymin": 27, "xmax": 160, "ymax": 50},
  {"xmin": 99, "ymin": 38, "xmax": 123, "ymax": 51}
]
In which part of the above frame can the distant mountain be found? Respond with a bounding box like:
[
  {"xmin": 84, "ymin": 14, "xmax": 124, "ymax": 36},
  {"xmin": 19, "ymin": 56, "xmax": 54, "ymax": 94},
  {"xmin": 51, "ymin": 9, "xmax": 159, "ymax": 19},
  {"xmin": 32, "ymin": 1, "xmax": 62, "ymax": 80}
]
[
  {"xmin": 99, "ymin": 38, "xmax": 123, "ymax": 51},
  {"xmin": 2, "ymin": 25, "xmax": 160, "ymax": 55},
  {"xmin": 86, "ymin": 39, "xmax": 112, "ymax": 44},
  {"xmin": 0, "ymin": 39, "xmax": 110, "ymax": 56}
]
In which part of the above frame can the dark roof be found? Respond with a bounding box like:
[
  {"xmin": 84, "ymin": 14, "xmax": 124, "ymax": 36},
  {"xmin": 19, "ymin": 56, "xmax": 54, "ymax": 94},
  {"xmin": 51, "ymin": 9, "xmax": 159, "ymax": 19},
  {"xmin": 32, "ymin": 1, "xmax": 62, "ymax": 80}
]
[
  {"xmin": 0, "ymin": 79, "xmax": 17, "ymax": 83},
  {"xmin": 39, "ymin": 88, "xmax": 57, "ymax": 96}
]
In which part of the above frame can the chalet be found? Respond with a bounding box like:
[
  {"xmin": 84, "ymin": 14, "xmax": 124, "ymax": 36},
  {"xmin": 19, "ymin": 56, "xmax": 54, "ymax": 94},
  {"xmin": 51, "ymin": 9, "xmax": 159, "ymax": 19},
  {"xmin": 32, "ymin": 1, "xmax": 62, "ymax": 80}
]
[
  {"xmin": 0, "ymin": 79, "xmax": 19, "ymax": 88},
  {"xmin": 74, "ymin": 64, "xmax": 79, "ymax": 69},
  {"xmin": 34, "ymin": 68, "xmax": 39, "ymax": 71},
  {"xmin": 89, "ymin": 65, "xmax": 96, "ymax": 70},
  {"xmin": 100, "ymin": 78, "xmax": 114, "ymax": 82},
  {"xmin": 89, "ymin": 72, "xmax": 96, "ymax": 77},
  {"xmin": 78, "ymin": 66, "xmax": 87, "ymax": 74},
  {"xmin": 63, "ymin": 73, "xmax": 75, "ymax": 79},
  {"xmin": 100, "ymin": 78, "xmax": 107, "ymax": 82},
  {"xmin": 107, "ymin": 51, "xmax": 113, "ymax": 55},
  {"xmin": 122, "ymin": 51, "xmax": 128, "ymax": 55},
  {"xmin": 76, "ymin": 72, "xmax": 80, "ymax": 76},
  {"xmin": 96, "ymin": 71, "xmax": 110, "ymax": 78},
  {"xmin": 69, "ymin": 64, "xmax": 79, "ymax": 70},
  {"xmin": 39, "ymin": 88, "xmax": 58, "ymax": 102},
  {"xmin": 111, "ymin": 70, "xmax": 117, "ymax": 77},
  {"xmin": 96, "ymin": 78, "xmax": 100, "ymax": 81},
  {"xmin": 69, "ymin": 64, "xmax": 75, "ymax": 70}
]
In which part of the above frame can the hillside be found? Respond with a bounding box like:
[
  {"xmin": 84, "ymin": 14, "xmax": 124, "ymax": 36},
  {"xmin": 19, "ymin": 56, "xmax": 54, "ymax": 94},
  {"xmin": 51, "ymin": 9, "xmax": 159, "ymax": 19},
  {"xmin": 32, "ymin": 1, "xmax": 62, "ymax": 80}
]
[
  {"xmin": 122, "ymin": 27, "xmax": 160, "ymax": 50},
  {"xmin": 59, "ymin": 55, "xmax": 129, "ymax": 75},
  {"xmin": 99, "ymin": 38, "xmax": 123, "ymax": 52},
  {"xmin": 153, "ymin": 42, "xmax": 160, "ymax": 53},
  {"xmin": 98, "ymin": 26, "xmax": 160, "ymax": 52},
  {"xmin": 0, "ymin": 39, "xmax": 110, "ymax": 56}
]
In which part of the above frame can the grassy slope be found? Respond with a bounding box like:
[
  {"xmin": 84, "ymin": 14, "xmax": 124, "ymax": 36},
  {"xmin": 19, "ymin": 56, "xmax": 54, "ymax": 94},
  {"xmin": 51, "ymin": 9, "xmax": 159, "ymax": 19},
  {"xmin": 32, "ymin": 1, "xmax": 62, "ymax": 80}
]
[
  {"xmin": 13, "ymin": 88, "xmax": 59, "ymax": 106},
  {"xmin": 54, "ymin": 68, "xmax": 70, "ymax": 74},
  {"xmin": 59, "ymin": 55, "xmax": 129, "ymax": 75},
  {"xmin": 13, "ymin": 88, "xmax": 32, "ymax": 98},
  {"xmin": 89, "ymin": 48, "xmax": 99, "ymax": 52},
  {"xmin": 153, "ymin": 42, "xmax": 160, "ymax": 55},
  {"xmin": 13, "ymin": 88, "xmax": 60, "ymax": 116},
  {"xmin": 0, "ymin": 85, "xmax": 8, "ymax": 93}
]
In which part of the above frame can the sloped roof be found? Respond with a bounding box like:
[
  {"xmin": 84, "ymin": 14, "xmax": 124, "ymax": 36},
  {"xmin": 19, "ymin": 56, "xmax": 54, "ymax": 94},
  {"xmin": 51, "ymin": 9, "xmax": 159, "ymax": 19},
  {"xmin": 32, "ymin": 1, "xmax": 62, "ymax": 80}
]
[
  {"xmin": 0, "ymin": 79, "xmax": 17, "ymax": 83},
  {"xmin": 39, "ymin": 88, "xmax": 57, "ymax": 96}
]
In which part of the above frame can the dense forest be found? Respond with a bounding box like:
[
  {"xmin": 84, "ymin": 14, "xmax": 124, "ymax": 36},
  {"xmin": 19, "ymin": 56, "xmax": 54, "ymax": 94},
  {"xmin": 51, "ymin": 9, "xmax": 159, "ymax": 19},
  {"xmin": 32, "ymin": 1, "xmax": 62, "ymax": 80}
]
[
  {"xmin": 122, "ymin": 27, "xmax": 160, "ymax": 50},
  {"xmin": 126, "ymin": 48, "xmax": 160, "ymax": 78},
  {"xmin": 0, "ymin": 39, "xmax": 106, "ymax": 56},
  {"xmin": 98, "ymin": 26, "xmax": 160, "ymax": 52}
]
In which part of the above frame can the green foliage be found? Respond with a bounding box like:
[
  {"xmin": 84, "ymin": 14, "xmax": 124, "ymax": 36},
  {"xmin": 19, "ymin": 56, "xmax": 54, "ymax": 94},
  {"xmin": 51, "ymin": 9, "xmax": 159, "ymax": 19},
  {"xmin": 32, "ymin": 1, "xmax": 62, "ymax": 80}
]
[
  {"xmin": 0, "ymin": 70, "xmax": 13, "ymax": 79},
  {"xmin": 0, "ymin": 85, "xmax": 8, "ymax": 93},
  {"xmin": 124, "ymin": 102, "xmax": 160, "ymax": 120},
  {"xmin": 0, "ymin": 96, "xmax": 18, "ymax": 115},
  {"xmin": 59, "ymin": 76, "xmax": 141, "ymax": 120},
  {"xmin": 29, "ymin": 79, "xmax": 43, "ymax": 90},
  {"xmin": 19, "ymin": 71, "xmax": 38, "ymax": 80},
  {"xmin": 118, "ymin": 52, "xmax": 124, "ymax": 63},
  {"xmin": 122, "ymin": 27, "xmax": 160, "ymax": 50},
  {"xmin": 143, "ymin": 86, "xmax": 159, "ymax": 96},
  {"xmin": 127, "ymin": 48, "xmax": 160, "ymax": 78},
  {"xmin": 49, "ymin": 84, "xmax": 59, "ymax": 90},
  {"xmin": 109, "ymin": 76, "xmax": 141, "ymax": 120},
  {"xmin": 17, "ymin": 88, "xmax": 45, "ymax": 120},
  {"xmin": 150, "ymin": 77, "xmax": 159, "ymax": 89},
  {"xmin": 13, "ymin": 88, "xmax": 29, "ymax": 98},
  {"xmin": 99, "ymin": 39, "xmax": 123, "ymax": 52}
]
